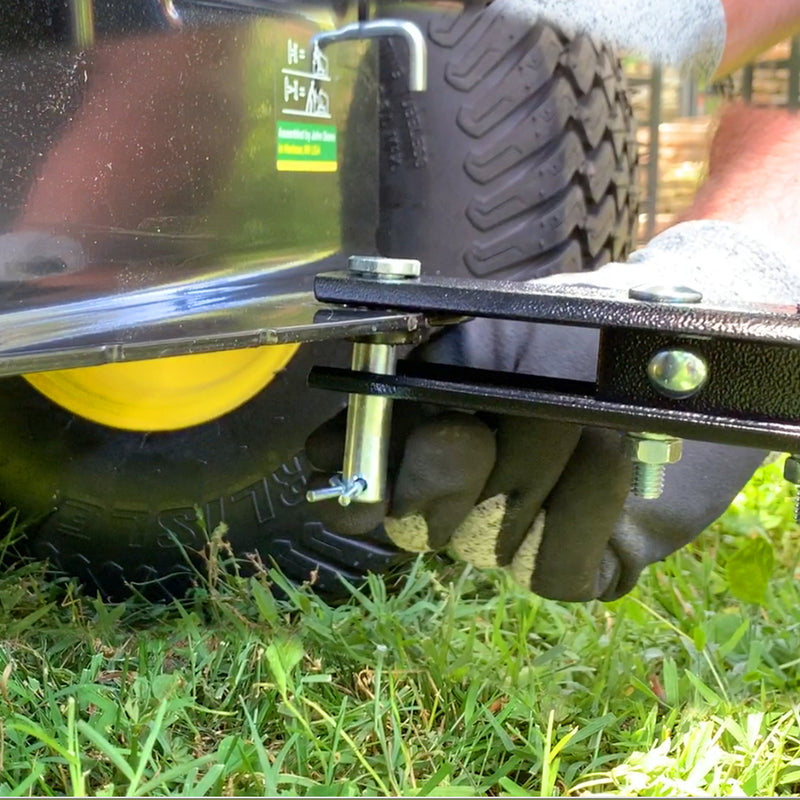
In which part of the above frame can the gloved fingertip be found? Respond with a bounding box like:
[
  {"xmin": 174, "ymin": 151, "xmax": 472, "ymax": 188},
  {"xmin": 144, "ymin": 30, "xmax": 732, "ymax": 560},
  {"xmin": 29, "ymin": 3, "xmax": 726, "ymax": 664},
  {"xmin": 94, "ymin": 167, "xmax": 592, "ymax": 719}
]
[
  {"xmin": 447, "ymin": 494, "xmax": 507, "ymax": 568},
  {"xmin": 385, "ymin": 513, "xmax": 433, "ymax": 552},
  {"xmin": 393, "ymin": 412, "xmax": 496, "ymax": 512},
  {"xmin": 509, "ymin": 510, "xmax": 546, "ymax": 590}
]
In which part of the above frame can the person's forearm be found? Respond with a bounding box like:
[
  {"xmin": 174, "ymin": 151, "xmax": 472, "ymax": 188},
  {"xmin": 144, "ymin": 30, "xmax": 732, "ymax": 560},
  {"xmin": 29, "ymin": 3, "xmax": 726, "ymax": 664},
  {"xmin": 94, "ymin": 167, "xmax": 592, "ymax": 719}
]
[
  {"xmin": 717, "ymin": 0, "xmax": 800, "ymax": 77},
  {"xmin": 680, "ymin": 102, "xmax": 800, "ymax": 256}
]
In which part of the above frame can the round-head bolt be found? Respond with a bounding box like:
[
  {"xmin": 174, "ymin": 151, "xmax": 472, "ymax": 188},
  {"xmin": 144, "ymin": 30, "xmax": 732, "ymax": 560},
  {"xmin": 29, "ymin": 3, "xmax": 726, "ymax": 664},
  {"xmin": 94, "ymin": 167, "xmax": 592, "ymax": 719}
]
[
  {"xmin": 647, "ymin": 349, "xmax": 708, "ymax": 399},
  {"xmin": 628, "ymin": 285, "xmax": 703, "ymax": 304}
]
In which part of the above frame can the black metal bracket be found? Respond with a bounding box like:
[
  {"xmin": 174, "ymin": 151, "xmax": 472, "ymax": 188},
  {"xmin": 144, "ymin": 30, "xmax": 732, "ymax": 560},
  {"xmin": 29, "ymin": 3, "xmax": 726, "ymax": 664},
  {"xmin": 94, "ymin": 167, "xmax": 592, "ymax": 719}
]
[{"xmin": 311, "ymin": 270, "xmax": 800, "ymax": 454}]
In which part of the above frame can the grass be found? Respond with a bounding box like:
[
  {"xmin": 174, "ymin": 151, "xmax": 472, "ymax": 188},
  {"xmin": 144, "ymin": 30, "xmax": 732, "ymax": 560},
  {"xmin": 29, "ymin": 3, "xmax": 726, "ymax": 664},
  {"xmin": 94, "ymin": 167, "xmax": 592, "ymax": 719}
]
[{"xmin": 2, "ymin": 458, "xmax": 800, "ymax": 795}]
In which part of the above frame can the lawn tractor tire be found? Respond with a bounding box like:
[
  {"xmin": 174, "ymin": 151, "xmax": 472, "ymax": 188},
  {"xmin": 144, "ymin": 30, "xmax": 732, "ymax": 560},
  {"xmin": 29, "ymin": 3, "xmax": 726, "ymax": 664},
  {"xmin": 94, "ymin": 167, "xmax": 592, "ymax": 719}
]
[{"xmin": 5, "ymin": 0, "xmax": 637, "ymax": 600}]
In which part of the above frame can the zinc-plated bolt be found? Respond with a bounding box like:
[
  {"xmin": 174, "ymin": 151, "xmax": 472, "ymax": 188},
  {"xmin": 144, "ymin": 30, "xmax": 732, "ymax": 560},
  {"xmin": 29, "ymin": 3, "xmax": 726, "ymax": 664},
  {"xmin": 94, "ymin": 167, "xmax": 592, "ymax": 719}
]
[
  {"xmin": 647, "ymin": 348, "xmax": 708, "ymax": 399},
  {"xmin": 625, "ymin": 286, "xmax": 697, "ymax": 500},
  {"xmin": 628, "ymin": 284, "xmax": 703, "ymax": 304},
  {"xmin": 625, "ymin": 432, "xmax": 683, "ymax": 500},
  {"xmin": 783, "ymin": 454, "xmax": 800, "ymax": 522},
  {"xmin": 631, "ymin": 462, "xmax": 666, "ymax": 499},
  {"xmin": 348, "ymin": 255, "xmax": 421, "ymax": 280}
]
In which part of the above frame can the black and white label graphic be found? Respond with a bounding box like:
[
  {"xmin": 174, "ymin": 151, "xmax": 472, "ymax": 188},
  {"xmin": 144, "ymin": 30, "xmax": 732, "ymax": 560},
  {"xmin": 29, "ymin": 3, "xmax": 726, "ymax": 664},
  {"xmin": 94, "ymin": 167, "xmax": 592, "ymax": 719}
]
[{"xmin": 281, "ymin": 38, "xmax": 332, "ymax": 119}]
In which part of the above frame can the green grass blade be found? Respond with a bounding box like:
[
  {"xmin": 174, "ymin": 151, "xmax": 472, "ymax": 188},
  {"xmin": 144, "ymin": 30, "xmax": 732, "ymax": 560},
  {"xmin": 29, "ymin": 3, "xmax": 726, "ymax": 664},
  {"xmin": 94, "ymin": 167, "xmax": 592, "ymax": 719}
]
[
  {"xmin": 77, "ymin": 719, "xmax": 136, "ymax": 783},
  {"xmin": 126, "ymin": 698, "xmax": 171, "ymax": 796}
]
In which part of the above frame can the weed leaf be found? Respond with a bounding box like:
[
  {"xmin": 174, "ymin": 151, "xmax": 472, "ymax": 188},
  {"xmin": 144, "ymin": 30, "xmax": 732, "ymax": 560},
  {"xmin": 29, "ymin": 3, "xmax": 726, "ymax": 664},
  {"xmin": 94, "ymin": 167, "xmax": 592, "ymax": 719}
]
[{"xmin": 727, "ymin": 537, "xmax": 775, "ymax": 605}]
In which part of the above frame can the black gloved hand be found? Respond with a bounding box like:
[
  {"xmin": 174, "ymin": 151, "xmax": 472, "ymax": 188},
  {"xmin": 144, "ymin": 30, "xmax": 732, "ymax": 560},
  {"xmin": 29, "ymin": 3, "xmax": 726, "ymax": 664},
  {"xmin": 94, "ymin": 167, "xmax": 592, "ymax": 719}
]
[
  {"xmin": 306, "ymin": 319, "xmax": 765, "ymax": 601},
  {"xmin": 306, "ymin": 221, "xmax": 798, "ymax": 601}
]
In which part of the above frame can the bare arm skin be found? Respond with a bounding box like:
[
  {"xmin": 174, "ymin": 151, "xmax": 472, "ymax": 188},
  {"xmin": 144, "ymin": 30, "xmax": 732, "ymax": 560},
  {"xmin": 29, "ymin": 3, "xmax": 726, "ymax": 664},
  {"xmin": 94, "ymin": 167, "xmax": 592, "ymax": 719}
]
[
  {"xmin": 718, "ymin": 0, "xmax": 800, "ymax": 77},
  {"xmin": 681, "ymin": 101, "xmax": 800, "ymax": 263}
]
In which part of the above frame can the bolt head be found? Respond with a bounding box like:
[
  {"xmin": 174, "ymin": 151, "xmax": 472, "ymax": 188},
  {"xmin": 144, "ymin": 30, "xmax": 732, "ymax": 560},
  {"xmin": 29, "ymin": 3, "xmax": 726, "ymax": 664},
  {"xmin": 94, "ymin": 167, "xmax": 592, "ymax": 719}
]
[
  {"xmin": 784, "ymin": 455, "xmax": 800, "ymax": 484},
  {"xmin": 647, "ymin": 349, "xmax": 708, "ymax": 399},
  {"xmin": 628, "ymin": 284, "xmax": 703, "ymax": 304},
  {"xmin": 349, "ymin": 255, "xmax": 421, "ymax": 280},
  {"xmin": 625, "ymin": 434, "xmax": 683, "ymax": 464}
]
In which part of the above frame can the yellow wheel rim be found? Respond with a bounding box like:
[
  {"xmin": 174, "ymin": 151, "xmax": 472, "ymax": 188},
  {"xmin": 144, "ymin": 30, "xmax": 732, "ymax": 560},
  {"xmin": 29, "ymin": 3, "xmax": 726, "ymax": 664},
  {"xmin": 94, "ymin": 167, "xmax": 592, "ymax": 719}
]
[{"xmin": 24, "ymin": 344, "xmax": 299, "ymax": 431}]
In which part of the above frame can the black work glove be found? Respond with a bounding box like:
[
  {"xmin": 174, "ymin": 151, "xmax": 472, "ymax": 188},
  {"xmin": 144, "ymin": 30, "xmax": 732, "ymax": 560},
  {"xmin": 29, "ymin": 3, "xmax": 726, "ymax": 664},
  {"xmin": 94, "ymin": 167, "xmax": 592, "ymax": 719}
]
[
  {"xmin": 307, "ymin": 319, "xmax": 765, "ymax": 601},
  {"xmin": 306, "ymin": 221, "xmax": 797, "ymax": 601}
]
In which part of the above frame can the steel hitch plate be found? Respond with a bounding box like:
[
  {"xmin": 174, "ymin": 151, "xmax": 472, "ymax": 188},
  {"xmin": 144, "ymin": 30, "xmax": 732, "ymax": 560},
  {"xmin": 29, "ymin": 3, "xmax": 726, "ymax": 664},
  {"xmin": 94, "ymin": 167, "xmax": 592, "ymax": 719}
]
[
  {"xmin": 0, "ymin": 263, "xmax": 429, "ymax": 378},
  {"xmin": 311, "ymin": 270, "xmax": 800, "ymax": 455}
]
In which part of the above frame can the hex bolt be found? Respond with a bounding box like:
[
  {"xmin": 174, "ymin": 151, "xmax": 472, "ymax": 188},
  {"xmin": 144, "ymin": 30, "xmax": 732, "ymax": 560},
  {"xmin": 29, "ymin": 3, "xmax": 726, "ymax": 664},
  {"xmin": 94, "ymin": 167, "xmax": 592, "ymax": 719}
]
[
  {"xmin": 306, "ymin": 256, "xmax": 421, "ymax": 507},
  {"xmin": 783, "ymin": 454, "xmax": 800, "ymax": 523},
  {"xmin": 625, "ymin": 432, "xmax": 683, "ymax": 500},
  {"xmin": 631, "ymin": 463, "xmax": 665, "ymax": 499},
  {"xmin": 348, "ymin": 255, "xmax": 421, "ymax": 281}
]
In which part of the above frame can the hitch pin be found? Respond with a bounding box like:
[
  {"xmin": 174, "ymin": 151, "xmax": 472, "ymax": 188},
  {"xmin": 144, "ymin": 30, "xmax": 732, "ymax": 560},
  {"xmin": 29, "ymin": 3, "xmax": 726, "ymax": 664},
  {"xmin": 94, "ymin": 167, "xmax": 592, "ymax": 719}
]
[
  {"xmin": 306, "ymin": 340, "xmax": 398, "ymax": 507},
  {"xmin": 306, "ymin": 256, "xmax": 421, "ymax": 507}
]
